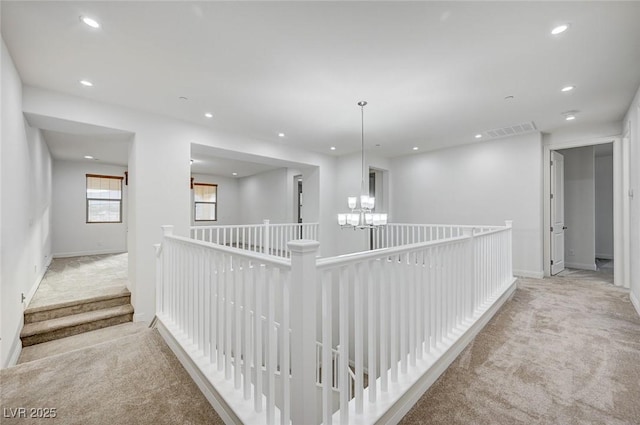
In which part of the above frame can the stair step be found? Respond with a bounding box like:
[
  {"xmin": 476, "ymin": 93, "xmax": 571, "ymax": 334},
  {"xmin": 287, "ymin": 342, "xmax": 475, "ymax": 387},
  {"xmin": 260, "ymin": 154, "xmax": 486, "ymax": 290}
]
[
  {"xmin": 20, "ymin": 304, "xmax": 134, "ymax": 346},
  {"xmin": 25, "ymin": 292, "xmax": 131, "ymax": 324},
  {"xmin": 18, "ymin": 322, "xmax": 149, "ymax": 364}
]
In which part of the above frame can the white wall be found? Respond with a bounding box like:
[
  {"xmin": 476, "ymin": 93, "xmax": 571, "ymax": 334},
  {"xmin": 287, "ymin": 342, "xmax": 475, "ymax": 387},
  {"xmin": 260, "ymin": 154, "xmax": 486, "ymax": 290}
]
[
  {"xmin": 390, "ymin": 133, "xmax": 543, "ymax": 277},
  {"xmin": 625, "ymin": 84, "xmax": 640, "ymax": 316},
  {"xmin": 559, "ymin": 146, "xmax": 596, "ymax": 270},
  {"xmin": 52, "ymin": 160, "xmax": 128, "ymax": 257},
  {"xmin": 238, "ymin": 168, "xmax": 289, "ymax": 224},
  {"xmin": 595, "ymin": 153, "xmax": 614, "ymax": 259},
  {"xmin": 1, "ymin": 40, "xmax": 53, "ymax": 367},
  {"xmin": 20, "ymin": 85, "xmax": 341, "ymax": 323},
  {"xmin": 191, "ymin": 173, "xmax": 240, "ymax": 226}
]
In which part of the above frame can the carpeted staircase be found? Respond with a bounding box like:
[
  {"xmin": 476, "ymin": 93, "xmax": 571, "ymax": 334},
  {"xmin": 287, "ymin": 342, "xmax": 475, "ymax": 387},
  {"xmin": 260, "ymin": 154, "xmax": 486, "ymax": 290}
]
[{"xmin": 20, "ymin": 290, "xmax": 134, "ymax": 346}]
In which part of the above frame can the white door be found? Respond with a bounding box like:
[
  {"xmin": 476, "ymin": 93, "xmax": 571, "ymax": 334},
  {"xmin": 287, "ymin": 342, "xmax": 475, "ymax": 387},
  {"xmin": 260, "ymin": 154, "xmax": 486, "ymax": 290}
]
[{"xmin": 551, "ymin": 151, "xmax": 566, "ymax": 275}]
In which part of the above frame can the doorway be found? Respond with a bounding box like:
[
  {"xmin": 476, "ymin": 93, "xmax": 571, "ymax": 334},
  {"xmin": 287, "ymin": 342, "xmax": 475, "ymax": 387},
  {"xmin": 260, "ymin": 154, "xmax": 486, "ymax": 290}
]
[{"xmin": 543, "ymin": 137, "xmax": 629, "ymax": 288}]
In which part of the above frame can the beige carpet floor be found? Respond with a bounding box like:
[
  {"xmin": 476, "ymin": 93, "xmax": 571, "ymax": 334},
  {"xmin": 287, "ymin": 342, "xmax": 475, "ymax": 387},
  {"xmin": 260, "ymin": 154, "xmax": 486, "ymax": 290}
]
[
  {"xmin": 401, "ymin": 272, "xmax": 640, "ymax": 424},
  {"xmin": 29, "ymin": 253, "xmax": 129, "ymax": 309},
  {"xmin": 1, "ymin": 329, "xmax": 224, "ymax": 425}
]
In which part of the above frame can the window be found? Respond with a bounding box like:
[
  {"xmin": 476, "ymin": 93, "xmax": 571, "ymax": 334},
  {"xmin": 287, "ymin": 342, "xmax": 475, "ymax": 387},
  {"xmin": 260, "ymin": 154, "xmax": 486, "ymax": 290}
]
[
  {"xmin": 86, "ymin": 174, "xmax": 123, "ymax": 223},
  {"xmin": 194, "ymin": 183, "xmax": 217, "ymax": 221}
]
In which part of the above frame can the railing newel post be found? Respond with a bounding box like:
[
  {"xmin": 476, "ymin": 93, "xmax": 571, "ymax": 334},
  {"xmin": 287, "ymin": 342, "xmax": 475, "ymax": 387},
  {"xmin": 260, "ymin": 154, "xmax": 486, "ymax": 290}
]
[{"xmin": 288, "ymin": 239, "xmax": 320, "ymax": 425}]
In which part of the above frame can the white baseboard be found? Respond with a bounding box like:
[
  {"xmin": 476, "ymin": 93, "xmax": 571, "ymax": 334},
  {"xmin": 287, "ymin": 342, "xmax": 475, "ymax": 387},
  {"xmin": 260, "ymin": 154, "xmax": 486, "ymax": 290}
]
[
  {"xmin": 513, "ymin": 269, "xmax": 544, "ymax": 279},
  {"xmin": 133, "ymin": 313, "xmax": 147, "ymax": 323},
  {"xmin": 630, "ymin": 290, "xmax": 640, "ymax": 319},
  {"xmin": 4, "ymin": 323, "xmax": 23, "ymax": 369},
  {"xmin": 595, "ymin": 253, "xmax": 613, "ymax": 260},
  {"xmin": 155, "ymin": 320, "xmax": 242, "ymax": 425},
  {"xmin": 24, "ymin": 256, "xmax": 53, "ymax": 308},
  {"xmin": 565, "ymin": 262, "xmax": 597, "ymax": 271},
  {"xmin": 53, "ymin": 249, "xmax": 126, "ymax": 258}
]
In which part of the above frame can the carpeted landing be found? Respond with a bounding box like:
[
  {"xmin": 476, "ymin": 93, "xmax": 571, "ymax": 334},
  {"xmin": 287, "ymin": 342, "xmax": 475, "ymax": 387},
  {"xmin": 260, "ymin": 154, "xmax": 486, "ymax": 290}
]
[
  {"xmin": 1, "ymin": 329, "xmax": 224, "ymax": 425},
  {"xmin": 401, "ymin": 274, "xmax": 640, "ymax": 425}
]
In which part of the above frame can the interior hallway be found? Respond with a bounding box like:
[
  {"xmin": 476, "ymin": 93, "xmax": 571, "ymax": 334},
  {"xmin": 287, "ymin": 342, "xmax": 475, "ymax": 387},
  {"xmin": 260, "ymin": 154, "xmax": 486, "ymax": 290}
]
[
  {"xmin": 401, "ymin": 272, "xmax": 640, "ymax": 424},
  {"xmin": 28, "ymin": 253, "xmax": 129, "ymax": 310},
  {"xmin": 3, "ymin": 270, "xmax": 639, "ymax": 424}
]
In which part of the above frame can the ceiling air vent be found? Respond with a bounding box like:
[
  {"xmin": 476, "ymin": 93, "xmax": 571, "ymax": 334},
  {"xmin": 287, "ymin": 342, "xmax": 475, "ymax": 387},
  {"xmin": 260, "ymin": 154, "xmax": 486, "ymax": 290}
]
[{"xmin": 483, "ymin": 122, "xmax": 536, "ymax": 139}]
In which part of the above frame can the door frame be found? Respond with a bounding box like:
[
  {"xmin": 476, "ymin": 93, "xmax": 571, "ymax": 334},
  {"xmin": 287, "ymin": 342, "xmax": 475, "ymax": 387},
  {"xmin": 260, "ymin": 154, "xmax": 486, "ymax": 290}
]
[
  {"xmin": 550, "ymin": 150, "xmax": 566, "ymax": 275},
  {"xmin": 543, "ymin": 135, "xmax": 630, "ymax": 288}
]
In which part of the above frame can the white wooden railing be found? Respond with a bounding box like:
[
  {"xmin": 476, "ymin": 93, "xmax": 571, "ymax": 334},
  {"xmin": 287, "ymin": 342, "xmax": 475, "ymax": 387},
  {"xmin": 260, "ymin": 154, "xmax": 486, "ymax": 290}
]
[
  {"xmin": 155, "ymin": 221, "xmax": 515, "ymax": 425},
  {"xmin": 369, "ymin": 223, "xmax": 500, "ymax": 250},
  {"xmin": 191, "ymin": 220, "xmax": 319, "ymax": 258}
]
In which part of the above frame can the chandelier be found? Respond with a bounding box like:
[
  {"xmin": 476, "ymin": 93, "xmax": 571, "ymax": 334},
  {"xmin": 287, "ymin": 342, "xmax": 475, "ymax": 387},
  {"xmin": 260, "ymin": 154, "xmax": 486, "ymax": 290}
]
[{"xmin": 337, "ymin": 101, "xmax": 388, "ymax": 229}]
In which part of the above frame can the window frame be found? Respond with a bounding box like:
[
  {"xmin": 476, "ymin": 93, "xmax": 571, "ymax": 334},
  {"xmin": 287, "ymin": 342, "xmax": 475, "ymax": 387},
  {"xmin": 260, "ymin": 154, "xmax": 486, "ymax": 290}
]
[
  {"xmin": 193, "ymin": 182, "xmax": 218, "ymax": 222},
  {"xmin": 86, "ymin": 174, "xmax": 124, "ymax": 224}
]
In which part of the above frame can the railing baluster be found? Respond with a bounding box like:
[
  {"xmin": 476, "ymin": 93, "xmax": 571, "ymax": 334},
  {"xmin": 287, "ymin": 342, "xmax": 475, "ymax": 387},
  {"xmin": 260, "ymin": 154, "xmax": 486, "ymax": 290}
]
[
  {"xmin": 321, "ymin": 270, "xmax": 333, "ymax": 425},
  {"xmin": 354, "ymin": 262, "xmax": 364, "ymax": 413},
  {"xmin": 266, "ymin": 268, "xmax": 276, "ymax": 425},
  {"xmin": 390, "ymin": 255, "xmax": 398, "ymax": 382},
  {"xmin": 368, "ymin": 258, "xmax": 378, "ymax": 403},
  {"xmin": 339, "ymin": 266, "xmax": 350, "ymax": 424},
  {"xmin": 254, "ymin": 265, "xmax": 264, "ymax": 412},
  {"xmin": 379, "ymin": 257, "xmax": 388, "ymax": 392},
  {"xmin": 243, "ymin": 262, "xmax": 252, "ymax": 400}
]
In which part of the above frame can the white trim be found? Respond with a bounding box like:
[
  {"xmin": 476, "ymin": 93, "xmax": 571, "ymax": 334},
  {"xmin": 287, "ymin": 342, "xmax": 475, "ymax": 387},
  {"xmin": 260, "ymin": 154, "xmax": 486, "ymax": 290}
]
[
  {"xmin": 630, "ymin": 290, "xmax": 640, "ymax": 319},
  {"xmin": 595, "ymin": 253, "xmax": 614, "ymax": 260},
  {"xmin": 377, "ymin": 278, "xmax": 518, "ymax": 425},
  {"xmin": 4, "ymin": 322, "xmax": 23, "ymax": 368},
  {"xmin": 24, "ymin": 255, "xmax": 53, "ymax": 308},
  {"xmin": 53, "ymin": 249, "xmax": 126, "ymax": 258},
  {"xmin": 133, "ymin": 313, "xmax": 147, "ymax": 323},
  {"xmin": 156, "ymin": 318, "xmax": 261, "ymax": 425},
  {"xmin": 565, "ymin": 262, "xmax": 598, "ymax": 271},
  {"xmin": 513, "ymin": 269, "xmax": 544, "ymax": 279},
  {"xmin": 543, "ymin": 136, "xmax": 629, "ymax": 289}
]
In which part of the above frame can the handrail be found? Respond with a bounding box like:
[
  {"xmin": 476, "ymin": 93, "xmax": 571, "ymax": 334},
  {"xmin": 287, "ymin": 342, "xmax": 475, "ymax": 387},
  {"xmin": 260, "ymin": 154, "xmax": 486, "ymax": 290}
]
[
  {"xmin": 317, "ymin": 234, "xmax": 471, "ymax": 270},
  {"xmin": 165, "ymin": 234, "xmax": 292, "ymax": 268}
]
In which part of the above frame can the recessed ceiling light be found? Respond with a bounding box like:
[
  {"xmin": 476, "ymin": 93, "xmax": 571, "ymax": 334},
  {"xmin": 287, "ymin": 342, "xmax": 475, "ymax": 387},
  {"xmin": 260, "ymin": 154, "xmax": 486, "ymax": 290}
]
[
  {"xmin": 232, "ymin": 172, "xmax": 238, "ymax": 176},
  {"xmin": 179, "ymin": 96, "xmax": 188, "ymax": 101},
  {"xmin": 330, "ymin": 146, "xmax": 336, "ymax": 151},
  {"xmin": 84, "ymin": 155, "xmax": 94, "ymax": 159},
  {"xmin": 80, "ymin": 16, "xmax": 100, "ymax": 29},
  {"xmin": 504, "ymin": 95, "xmax": 515, "ymax": 101},
  {"xmin": 80, "ymin": 80, "xmax": 93, "ymax": 87},
  {"xmin": 551, "ymin": 24, "xmax": 569, "ymax": 35},
  {"xmin": 412, "ymin": 147, "xmax": 419, "ymax": 151},
  {"xmin": 204, "ymin": 113, "xmax": 213, "ymax": 118},
  {"xmin": 565, "ymin": 115, "xmax": 576, "ymax": 121},
  {"xmin": 278, "ymin": 133, "xmax": 285, "ymax": 138},
  {"xmin": 561, "ymin": 85, "xmax": 575, "ymax": 92},
  {"xmin": 475, "ymin": 134, "xmax": 483, "ymax": 139}
]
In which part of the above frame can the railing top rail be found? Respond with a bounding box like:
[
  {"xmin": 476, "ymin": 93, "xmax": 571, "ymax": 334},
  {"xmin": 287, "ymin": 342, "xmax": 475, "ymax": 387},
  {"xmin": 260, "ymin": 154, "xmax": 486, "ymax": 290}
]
[
  {"xmin": 190, "ymin": 223, "xmax": 265, "ymax": 230},
  {"xmin": 164, "ymin": 234, "xmax": 292, "ymax": 268},
  {"xmin": 473, "ymin": 226, "xmax": 513, "ymax": 237},
  {"xmin": 268, "ymin": 222, "xmax": 319, "ymax": 227},
  {"xmin": 190, "ymin": 222, "xmax": 319, "ymax": 230},
  {"xmin": 316, "ymin": 234, "xmax": 471, "ymax": 270},
  {"xmin": 383, "ymin": 223, "xmax": 506, "ymax": 230}
]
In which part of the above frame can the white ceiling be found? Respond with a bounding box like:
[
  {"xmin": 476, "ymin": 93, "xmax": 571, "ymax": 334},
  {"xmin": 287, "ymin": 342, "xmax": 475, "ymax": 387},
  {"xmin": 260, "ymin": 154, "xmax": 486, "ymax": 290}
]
[
  {"xmin": 24, "ymin": 113, "xmax": 133, "ymax": 166},
  {"xmin": 190, "ymin": 144, "xmax": 283, "ymax": 178},
  {"xmin": 3, "ymin": 2, "xmax": 640, "ymax": 158}
]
